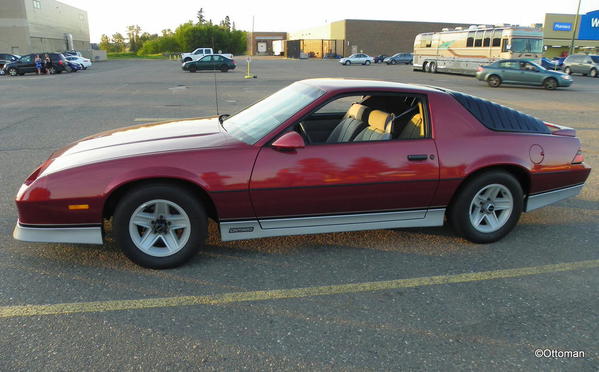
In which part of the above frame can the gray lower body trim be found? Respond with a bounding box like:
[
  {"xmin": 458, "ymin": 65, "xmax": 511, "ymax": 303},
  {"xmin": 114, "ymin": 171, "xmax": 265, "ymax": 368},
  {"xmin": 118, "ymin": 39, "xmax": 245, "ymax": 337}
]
[
  {"xmin": 13, "ymin": 221, "xmax": 103, "ymax": 245},
  {"xmin": 525, "ymin": 184, "xmax": 584, "ymax": 212},
  {"xmin": 220, "ymin": 209, "xmax": 445, "ymax": 241}
]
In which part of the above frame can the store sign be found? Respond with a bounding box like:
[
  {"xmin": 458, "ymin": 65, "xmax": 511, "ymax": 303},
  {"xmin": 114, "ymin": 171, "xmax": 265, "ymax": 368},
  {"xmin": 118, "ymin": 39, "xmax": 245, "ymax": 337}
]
[
  {"xmin": 553, "ymin": 22, "xmax": 572, "ymax": 31},
  {"xmin": 578, "ymin": 10, "xmax": 599, "ymax": 40}
]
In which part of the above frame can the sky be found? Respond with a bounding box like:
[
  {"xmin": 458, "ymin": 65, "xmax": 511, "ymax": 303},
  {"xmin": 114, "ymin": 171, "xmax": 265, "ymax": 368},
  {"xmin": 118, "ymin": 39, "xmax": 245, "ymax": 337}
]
[{"xmin": 58, "ymin": 0, "xmax": 599, "ymax": 43}]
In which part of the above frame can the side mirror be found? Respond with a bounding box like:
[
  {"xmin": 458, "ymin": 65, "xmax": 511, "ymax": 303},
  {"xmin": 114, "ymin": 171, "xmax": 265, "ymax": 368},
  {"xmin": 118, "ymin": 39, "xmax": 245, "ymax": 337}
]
[{"xmin": 271, "ymin": 131, "xmax": 305, "ymax": 151}]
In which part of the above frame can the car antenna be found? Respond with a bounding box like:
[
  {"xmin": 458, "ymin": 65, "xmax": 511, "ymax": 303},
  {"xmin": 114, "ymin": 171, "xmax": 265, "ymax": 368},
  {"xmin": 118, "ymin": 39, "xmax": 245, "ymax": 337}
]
[{"xmin": 212, "ymin": 36, "xmax": 220, "ymax": 116}]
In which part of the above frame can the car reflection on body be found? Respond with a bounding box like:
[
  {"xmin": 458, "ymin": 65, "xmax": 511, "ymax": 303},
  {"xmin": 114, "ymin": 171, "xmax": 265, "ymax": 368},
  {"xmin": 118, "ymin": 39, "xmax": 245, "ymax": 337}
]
[
  {"xmin": 476, "ymin": 59, "xmax": 573, "ymax": 89},
  {"xmin": 13, "ymin": 79, "xmax": 591, "ymax": 268}
]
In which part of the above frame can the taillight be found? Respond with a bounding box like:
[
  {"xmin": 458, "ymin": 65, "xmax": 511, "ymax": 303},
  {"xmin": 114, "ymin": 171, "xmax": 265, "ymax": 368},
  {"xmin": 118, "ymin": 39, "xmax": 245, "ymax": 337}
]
[
  {"xmin": 58, "ymin": 60, "xmax": 63, "ymax": 65},
  {"xmin": 572, "ymin": 149, "xmax": 584, "ymax": 164}
]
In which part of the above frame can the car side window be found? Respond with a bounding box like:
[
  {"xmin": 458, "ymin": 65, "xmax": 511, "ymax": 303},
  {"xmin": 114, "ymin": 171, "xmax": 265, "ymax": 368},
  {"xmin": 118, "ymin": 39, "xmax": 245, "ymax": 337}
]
[
  {"xmin": 298, "ymin": 93, "xmax": 429, "ymax": 145},
  {"xmin": 21, "ymin": 55, "xmax": 32, "ymax": 63},
  {"xmin": 214, "ymin": 56, "xmax": 223, "ymax": 62},
  {"xmin": 200, "ymin": 56, "xmax": 213, "ymax": 62}
]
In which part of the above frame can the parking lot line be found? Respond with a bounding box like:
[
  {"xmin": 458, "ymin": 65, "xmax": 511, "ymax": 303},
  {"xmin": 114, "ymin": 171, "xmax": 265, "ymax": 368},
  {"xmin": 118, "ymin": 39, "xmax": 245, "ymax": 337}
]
[{"xmin": 0, "ymin": 259, "xmax": 597, "ymax": 319}]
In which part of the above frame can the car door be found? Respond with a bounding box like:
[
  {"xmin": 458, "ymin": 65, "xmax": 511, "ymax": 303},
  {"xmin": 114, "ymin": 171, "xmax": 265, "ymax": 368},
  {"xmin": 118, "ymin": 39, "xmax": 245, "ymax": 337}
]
[
  {"xmin": 19, "ymin": 54, "xmax": 35, "ymax": 73},
  {"xmin": 583, "ymin": 56, "xmax": 593, "ymax": 74},
  {"xmin": 497, "ymin": 61, "xmax": 519, "ymax": 83},
  {"xmin": 571, "ymin": 55, "xmax": 582, "ymax": 73},
  {"xmin": 249, "ymin": 96, "xmax": 440, "ymax": 226},
  {"xmin": 521, "ymin": 62, "xmax": 544, "ymax": 85},
  {"xmin": 197, "ymin": 55, "xmax": 213, "ymax": 70}
]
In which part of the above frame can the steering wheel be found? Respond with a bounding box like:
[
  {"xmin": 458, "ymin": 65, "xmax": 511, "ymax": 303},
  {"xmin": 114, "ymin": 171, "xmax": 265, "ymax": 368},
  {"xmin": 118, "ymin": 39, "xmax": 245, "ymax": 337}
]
[{"xmin": 297, "ymin": 122, "xmax": 312, "ymax": 144}]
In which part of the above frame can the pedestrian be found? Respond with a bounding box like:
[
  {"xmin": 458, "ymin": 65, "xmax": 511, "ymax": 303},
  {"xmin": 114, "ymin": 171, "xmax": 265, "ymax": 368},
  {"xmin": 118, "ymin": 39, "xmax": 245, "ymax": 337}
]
[
  {"xmin": 44, "ymin": 54, "xmax": 53, "ymax": 74},
  {"xmin": 34, "ymin": 55, "xmax": 42, "ymax": 75}
]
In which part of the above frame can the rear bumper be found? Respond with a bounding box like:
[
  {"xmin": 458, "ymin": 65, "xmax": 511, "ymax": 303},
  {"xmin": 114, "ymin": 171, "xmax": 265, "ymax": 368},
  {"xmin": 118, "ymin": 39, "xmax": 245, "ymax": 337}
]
[
  {"xmin": 13, "ymin": 221, "xmax": 103, "ymax": 245},
  {"xmin": 525, "ymin": 184, "xmax": 584, "ymax": 212}
]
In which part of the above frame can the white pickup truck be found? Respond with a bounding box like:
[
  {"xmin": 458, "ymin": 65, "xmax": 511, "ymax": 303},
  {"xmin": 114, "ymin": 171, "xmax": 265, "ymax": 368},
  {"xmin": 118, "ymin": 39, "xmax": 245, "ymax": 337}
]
[{"xmin": 180, "ymin": 48, "xmax": 233, "ymax": 62}]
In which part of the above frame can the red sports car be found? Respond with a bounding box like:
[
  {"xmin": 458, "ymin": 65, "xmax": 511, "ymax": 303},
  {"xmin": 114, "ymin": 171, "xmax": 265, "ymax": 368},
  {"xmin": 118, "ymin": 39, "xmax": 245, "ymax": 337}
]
[{"xmin": 14, "ymin": 79, "xmax": 591, "ymax": 268}]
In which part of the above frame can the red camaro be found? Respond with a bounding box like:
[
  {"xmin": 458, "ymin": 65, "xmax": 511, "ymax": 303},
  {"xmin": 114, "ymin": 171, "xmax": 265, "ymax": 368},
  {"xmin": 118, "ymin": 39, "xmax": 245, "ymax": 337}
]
[{"xmin": 14, "ymin": 79, "xmax": 591, "ymax": 268}]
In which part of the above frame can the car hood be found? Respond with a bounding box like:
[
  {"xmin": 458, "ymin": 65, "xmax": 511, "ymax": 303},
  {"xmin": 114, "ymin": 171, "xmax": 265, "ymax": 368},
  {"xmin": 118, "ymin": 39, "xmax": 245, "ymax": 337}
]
[{"xmin": 40, "ymin": 117, "xmax": 241, "ymax": 176}]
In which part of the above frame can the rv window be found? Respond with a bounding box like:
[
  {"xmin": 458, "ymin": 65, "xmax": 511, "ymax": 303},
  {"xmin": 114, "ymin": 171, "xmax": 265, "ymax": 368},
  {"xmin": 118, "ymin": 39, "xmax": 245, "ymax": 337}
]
[
  {"xmin": 492, "ymin": 38, "xmax": 501, "ymax": 47},
  {"xmin": 466, "ymin": 31, "xmax": 475, "ymax": 47},
  {"xmin": 502, "ymin": 39, "xmax": 510, "ymax": 52},
  {"xmin": 483, "ymin": 36, "xmax": 490, "ymax": 47},
  {"xmin": 474, "ymin": 31, "xmax": 483, "ymax": 47}
]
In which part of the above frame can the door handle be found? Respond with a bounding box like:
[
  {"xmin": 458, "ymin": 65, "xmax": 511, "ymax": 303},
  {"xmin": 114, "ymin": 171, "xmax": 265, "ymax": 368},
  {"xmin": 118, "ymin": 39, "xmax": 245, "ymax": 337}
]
[{"xmin": 407, "ymin": 154, "xmax": 429, "ymax": 161}]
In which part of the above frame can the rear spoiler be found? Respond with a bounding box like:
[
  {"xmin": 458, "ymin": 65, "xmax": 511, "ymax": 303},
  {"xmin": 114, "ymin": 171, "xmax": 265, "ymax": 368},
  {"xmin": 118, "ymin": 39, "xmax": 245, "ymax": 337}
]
[{"xmin": 544, "ymin": 122, "xmax": 576, "ymax": 137}]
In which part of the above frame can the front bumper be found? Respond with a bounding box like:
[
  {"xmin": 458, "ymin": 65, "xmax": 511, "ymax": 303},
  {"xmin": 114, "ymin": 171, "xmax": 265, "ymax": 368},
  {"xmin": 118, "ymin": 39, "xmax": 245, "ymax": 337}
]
[{"xmin": 13, "ymin": 221, "xmax": 103, "ymax": 245}]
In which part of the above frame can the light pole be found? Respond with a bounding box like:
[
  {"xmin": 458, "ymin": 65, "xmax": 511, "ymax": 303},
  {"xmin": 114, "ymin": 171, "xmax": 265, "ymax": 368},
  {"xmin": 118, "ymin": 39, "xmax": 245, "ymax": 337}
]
[{"xmin": 569, "ymin": 0, "xmax": 582, "ymax": 56}]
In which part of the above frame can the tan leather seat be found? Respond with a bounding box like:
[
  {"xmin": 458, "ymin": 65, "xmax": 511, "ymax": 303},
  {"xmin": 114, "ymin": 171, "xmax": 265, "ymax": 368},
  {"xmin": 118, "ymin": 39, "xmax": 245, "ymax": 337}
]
[
  {"xmin": 397, "ymin": 102, "xmax": 425, "ymax": 139},
  {"xmin": 326, "ymin": 103, "xmax": 371, "ymax": 143},
  {"xmin": 353, "ymin": 110, "xmax": 393, "ymax": 141}
]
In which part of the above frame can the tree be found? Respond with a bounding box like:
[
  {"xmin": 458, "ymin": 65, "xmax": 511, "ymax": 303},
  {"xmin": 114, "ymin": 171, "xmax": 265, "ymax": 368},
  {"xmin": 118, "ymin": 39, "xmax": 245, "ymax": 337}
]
[
  {"xmin": 126, "ymin": 25, "xmax": 142, "ymax": 52},
  {"xmin": 161, "ymin": 29, "xmax": 173, "ymax": 37},
  {"xmin": 99, "ymin": 34, "xmax": 112, "ymax": 51},
  {"xmin": 196, "ymin": 8, "xmax": 205, "ymax": 24},
  {"xmin": 111, "ymin": 32, "xmax": 126, "ymax": 52},
  {"xmin": 220, "ymin": 16, "xmax": 231, "ymax": 31}
]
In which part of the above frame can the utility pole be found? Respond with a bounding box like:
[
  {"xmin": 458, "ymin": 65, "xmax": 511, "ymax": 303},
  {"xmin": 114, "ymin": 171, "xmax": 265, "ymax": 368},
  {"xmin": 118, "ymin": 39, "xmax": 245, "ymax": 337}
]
[{"xmin": 569, "ymin": 0, "xmax": 582, "ymax": 56}]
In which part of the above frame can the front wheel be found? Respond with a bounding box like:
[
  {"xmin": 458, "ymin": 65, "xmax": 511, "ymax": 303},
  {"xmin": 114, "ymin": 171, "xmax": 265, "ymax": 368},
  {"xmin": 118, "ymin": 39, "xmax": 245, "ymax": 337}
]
[
  {"xmin": 543, "ymin": 77, "xmax": 557, "ymax": 90},
  {"xmin": 391, "ymin": 60, "xmax": 397, "ymax": 65},
  {"xmin": 344, "ymin": 61, "xmax": 351, "ymax": 66},
  {"xmin": 590, "ymin": 68, "xmax": 598, "ymax": 78},
  {"xmin": 564, "ymin": 66, "xmax": 572, "ymax": 75},
  {"xmin": 448, "ymin": 171, "xmax": 523, "ymax": 243},
  {"xmin": 8, "ymin": 68, "xmax": 17, "ymax": 76},
  {"xmin": 113, "ymin": 184, "xmax": 207, "ymax": 269}
]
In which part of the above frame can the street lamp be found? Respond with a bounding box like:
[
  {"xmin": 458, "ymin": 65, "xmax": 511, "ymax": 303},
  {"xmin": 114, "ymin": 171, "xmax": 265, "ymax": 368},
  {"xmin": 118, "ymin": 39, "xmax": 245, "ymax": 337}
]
[{"xmin": 569, "ymin": 0, "xmax": 582, "ymax": 56}]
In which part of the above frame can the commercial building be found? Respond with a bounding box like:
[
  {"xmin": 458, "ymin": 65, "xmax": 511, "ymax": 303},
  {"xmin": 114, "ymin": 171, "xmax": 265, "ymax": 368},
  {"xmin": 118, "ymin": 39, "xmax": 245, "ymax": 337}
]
[
  {"xmin": 543, "ymin": 11, "xmax": 599, "ymax": 58},
  {"xmin": 247, "ymin": 32, "xmax": 287, "ymax": 56},
  {"xmin": 0, "ymin": 0, "xmax": 90, "ymax": 55},
  {"xmin": 285, "ymin": 19, "xmax": 471, "ymax": 58}
]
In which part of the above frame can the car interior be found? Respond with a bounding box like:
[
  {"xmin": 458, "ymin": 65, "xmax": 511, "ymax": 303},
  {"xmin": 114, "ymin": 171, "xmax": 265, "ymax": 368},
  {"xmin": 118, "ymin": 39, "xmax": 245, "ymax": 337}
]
[{"xmin": 295, "ymin": 94, "xmax": 427, "ymax": 144}]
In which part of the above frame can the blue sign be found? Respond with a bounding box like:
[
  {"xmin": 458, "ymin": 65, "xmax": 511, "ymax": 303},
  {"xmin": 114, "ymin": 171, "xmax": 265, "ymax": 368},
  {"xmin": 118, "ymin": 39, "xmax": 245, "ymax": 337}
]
[
  {"xmin": 553, "ymin": 22, "xmax": 572, "ymax": 31},
  {"xmin": 578, "ymin": 10, "xmax": 599, "ymax": 40}
]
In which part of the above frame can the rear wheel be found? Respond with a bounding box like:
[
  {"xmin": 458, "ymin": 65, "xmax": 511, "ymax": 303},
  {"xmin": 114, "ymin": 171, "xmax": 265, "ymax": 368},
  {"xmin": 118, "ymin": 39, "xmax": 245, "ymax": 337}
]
[
  {"xmin": 487, "ymin": 75, "xmax": 502, "ymax": 87},
  {"xmin": 188, "ymin": 64, "xmax": 197, "ymax": 72},
  {"xmin": 113, "ymin": 184, "xmax": 207, "ymax": 269},
  {"xmin": 423, "ymin": 62, "xmax": 429, "ymax": 72},
  {"xmin": 364, "ymin": 60, "xmax": 371, "ymax": 65},
  {"xmin": 564, "ymin": 66, "xmax": 572, "ymax": 75},
  {"xmin": 220, "ymin": 64, "xmax": 229, "ymax": 72},
  {"xmin": 543, "ymin": 77, "xmax": 557, "ymax": 90},
  {"xmin": 429, "ymin": 62, "xmax": 437, "ymax": 73},
  {"xmin": 448, "ymin": 171, "xmax": 523, "ymax": 243},
  {"xmin": 590, "ymin": 68, "xmax": 598, "ymax": 78}
]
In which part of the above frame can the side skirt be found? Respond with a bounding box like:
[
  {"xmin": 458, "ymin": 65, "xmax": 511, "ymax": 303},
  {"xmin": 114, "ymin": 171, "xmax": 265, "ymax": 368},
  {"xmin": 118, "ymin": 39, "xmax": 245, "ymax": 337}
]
[{"xmin": 220, "ymin": 208, "xmax": 446, "ymax": 241}]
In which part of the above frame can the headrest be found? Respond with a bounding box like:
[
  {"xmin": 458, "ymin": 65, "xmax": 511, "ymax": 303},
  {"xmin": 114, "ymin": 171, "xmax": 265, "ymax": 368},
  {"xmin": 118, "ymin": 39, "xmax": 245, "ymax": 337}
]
[
  {"xmin": 346, "ymin": 104, "xmax": 371, "ymax": 121},
  {"xmin": 368, "ymin": 110, "xmax": 393, "ymax": 133}
]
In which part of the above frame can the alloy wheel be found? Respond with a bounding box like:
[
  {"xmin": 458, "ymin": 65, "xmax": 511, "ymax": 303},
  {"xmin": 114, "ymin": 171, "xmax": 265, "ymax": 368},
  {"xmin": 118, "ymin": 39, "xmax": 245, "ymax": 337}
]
[{"xmin": 468, "ymin": 184, "xmax": 513, "ymax": 233}]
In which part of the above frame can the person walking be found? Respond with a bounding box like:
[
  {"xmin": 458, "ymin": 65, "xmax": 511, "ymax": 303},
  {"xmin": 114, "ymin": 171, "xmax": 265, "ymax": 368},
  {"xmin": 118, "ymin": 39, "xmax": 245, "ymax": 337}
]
[
  {"xmin": 44, "ymin": 54, "xmax": 53, "ymax": 74},
  {"xmin": 34, "ymin": 55, "xmax": 42, "ymax": 75}
]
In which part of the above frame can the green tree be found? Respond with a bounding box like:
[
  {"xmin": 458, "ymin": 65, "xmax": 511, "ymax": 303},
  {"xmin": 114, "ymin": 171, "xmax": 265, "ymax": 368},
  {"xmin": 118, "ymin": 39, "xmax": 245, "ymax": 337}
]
[
  {"xmin": 196, "ymin": 8, "xmax": 205, "ymax": 24},
  {"xmin": 220, "ymin": 16, "xmax": 231, "ymax": 31},
  {"xmin": 111, "ymin": 32, "xmax": 126, "ymax": 52},
  {"xmin": 126, "ymin": 25, "xmax": 142, "ymax": 52},
  {"xmin": 99, "ymin": 34, "xmax": 112, "ymax": 51}
]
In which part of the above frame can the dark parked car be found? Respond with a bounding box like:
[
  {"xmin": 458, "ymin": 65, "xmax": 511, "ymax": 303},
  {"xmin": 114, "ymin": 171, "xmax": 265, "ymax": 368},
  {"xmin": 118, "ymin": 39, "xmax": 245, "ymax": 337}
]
[
  {"xmin": 373, "ymin": 55, "xmax": 388, "ymax": 63},
  {"xmin": 2, "ymin": 53, "xmax": 70, "ymax": 76},
  {"xmin": 476, "ymin": 59, "xmax": 572, "ymax": 89},
  {"xmin": 562, "ymin": 54, "xmax": 599, "ymax": 77},
  {"xmin": 182, "ymin": 54, "xmax": 236, "ymax": 72},
  {"xmin": 384, "ymin": 53, "xmax": 413, "ymax": 65},
  {"xmin": 13, "ymin": 79, "xmax": 591, "ymax": 268},
  {"xmin": 0, "ymin": 53, "xmax": 19, "ymax": 69},
  {"xmin": 66, "ymin": 60, "xmax": 82, "ymax": 72}
]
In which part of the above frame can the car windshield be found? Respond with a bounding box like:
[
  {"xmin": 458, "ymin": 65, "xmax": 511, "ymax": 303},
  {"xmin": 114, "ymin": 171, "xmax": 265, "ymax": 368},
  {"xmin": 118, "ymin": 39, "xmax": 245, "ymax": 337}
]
[
  {"xmin": 223, "ymin": 82, "xmax": 325, "ymax": 144},
  {"xmin": 509, "ymin": 38, "xmax": 543, "ymax": 53},
  {"xmin": 591, "ymin": 56, "xmax": 599, "ymax": 63}
]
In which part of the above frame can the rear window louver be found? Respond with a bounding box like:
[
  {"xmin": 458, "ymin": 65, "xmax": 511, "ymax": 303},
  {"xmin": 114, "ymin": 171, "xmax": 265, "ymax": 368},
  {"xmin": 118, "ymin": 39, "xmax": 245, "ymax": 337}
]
[{"xmin": 448, "ymin": 91, "xmax": 551, "ymax": 134}]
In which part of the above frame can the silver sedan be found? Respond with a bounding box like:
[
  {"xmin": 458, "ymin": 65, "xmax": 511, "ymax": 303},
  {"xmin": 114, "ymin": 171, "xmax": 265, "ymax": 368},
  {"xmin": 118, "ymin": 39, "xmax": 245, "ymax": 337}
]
[{"xmin": 339, "ymin": 53, "xmax": 374, "ymax": 66}]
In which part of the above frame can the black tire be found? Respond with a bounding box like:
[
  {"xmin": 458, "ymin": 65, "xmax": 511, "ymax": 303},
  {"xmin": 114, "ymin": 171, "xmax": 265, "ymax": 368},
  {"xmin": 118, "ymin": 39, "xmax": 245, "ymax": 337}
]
[
  {"xmin": 543, "ymin": 77, "xmax": 557, "ymax": 90},
  {"xmin": 8, "ymin": 68, "xmax": 17, "ymax": 76},
  {"xmin": 113, "ymin": 183, "xmax": 207, "ymax": 269},
  {"xmin": 429, "ymin": 62, "xmax": 437, "ymax": 73},
  {"xmin": 487, "ymin": 75, "xmax": 502, "ymax": 87},
  {"xmin": 364, "ymin": 60, "xmax": 371, "ymax": 65},
  {"xmin": 590, "ymin": 68, "xmax": 598, "ymax": 78},
  {"xmin": 188, "ymin": 64, "xmax": 197, "ymax": 73},
  {"xmin": 422, "ymin": 62, "xmax": 428, "ymax": 72},
  {"xmin": 344, "ymin": 61, "xmax": 351, "ymax": 66},
  {"xmin": 220, "ymin": 64, "xmax": 229, "ymax": 72},
  {"xmin": 448, "ymin": 171, "xmax": 523, "ymax": 243},
  {"xmin": 564, "ymin": 66, "xmax": 572, "ymax": 75},
  {"xmin": 391, "ymin": 60, "xmax": 397, "ymax": 65}
]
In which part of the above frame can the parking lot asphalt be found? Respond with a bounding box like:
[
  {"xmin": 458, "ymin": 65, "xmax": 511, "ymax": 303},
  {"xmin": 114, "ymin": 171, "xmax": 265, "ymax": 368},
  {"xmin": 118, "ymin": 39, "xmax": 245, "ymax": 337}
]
[{"xmin": 0, "ymin": 59, "xmax": 598, "ymax": 371}]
